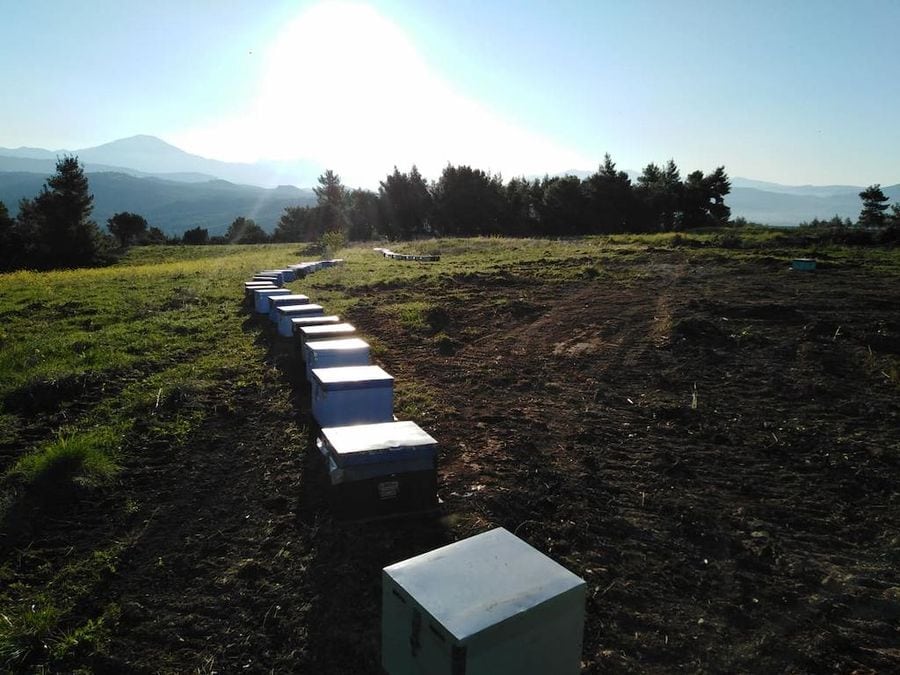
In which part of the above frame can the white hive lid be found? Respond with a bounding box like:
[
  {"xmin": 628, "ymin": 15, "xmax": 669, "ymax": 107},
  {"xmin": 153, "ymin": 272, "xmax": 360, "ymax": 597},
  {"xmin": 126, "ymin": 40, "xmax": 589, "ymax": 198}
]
[
  {"xmin": 300, "ymin": 322, "xmax": 355, "ymax": 335},
  {"xmin": 277, "ymin": 303, "xmax": 324, "ymax": 313},
  {"xmin": 306, "ymin": 338, "xmax": 369, "ymax": 353},
  {"xmin": 384, "ymin": 527, "xmax": 586, "ymax": 642},
  {"xmin": 291, "ymin": 315, "xmax": 340, "ymax": 326},
  {"xmin": 311, "ymin": 364, "xmax": 392, "ymax": 386},
  {"xmin": 322, "ymin": 420, "xmax": 436, "ymax": 456},
  {"xmin": 255, "ymin": 288, "xmax": 291, "ymax": 297}
]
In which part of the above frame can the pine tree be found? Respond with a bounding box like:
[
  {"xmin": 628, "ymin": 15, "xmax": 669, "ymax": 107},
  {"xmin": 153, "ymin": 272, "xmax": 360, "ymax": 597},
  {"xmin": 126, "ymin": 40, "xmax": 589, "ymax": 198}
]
[{"xmin": 858, "ymin": 185, "xmax": 889, "ymax": 228}]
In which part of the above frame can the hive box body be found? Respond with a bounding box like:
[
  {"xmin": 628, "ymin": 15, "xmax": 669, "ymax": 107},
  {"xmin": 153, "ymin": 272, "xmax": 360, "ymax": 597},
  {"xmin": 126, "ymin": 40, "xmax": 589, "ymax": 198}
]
[
  {"xmin": 268, "ymin": 294, "xmax": 310, "ymax": 322},
  {"xmin": 792, "ymin": 258, "xmax": 817, "ymax": 271},
  {"xmin": 310, "ymin": 365, "xmax": 393, "ymax": 428},
  {"xmin": 252, "ymin": 275, "xmax": 281, "ymax": 286},
  {"xmin": 254, "ymin": 288, "xmax": 291, "ymax": 314},
  {"xmin": 304, "ymin": 338, "xmax": 370, "ymax": 381},
  {"xmin": 319, "ymin": 421, "xmax": 437, "ymax": 519},
  {"xmin": 382, "ymin": 528, "xmax": 586, "ymax": 675},
  {"xmin": 276, "ymin": 304, "xmax": 325, "ymax": 337},
  {"xmin": 260, "ymin": 268, "xmax": 295, "ymax": 284},
  {"xmin": 297, "ymin": 323, "xmax": 356, "ymax": 351}
]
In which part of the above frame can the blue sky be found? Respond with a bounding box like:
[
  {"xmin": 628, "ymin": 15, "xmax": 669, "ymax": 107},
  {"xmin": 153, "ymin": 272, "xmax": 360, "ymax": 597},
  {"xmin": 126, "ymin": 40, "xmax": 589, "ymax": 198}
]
[{"xmin": 1, "ymin": 0, "xmax": 898, "ymax": 186}]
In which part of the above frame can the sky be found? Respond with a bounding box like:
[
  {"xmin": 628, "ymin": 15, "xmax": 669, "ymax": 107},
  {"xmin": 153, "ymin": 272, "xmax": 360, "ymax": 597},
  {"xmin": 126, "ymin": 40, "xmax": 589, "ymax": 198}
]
[{"xmin": 1, "ymin": 0, "xmax": 898, "ymax": 187}]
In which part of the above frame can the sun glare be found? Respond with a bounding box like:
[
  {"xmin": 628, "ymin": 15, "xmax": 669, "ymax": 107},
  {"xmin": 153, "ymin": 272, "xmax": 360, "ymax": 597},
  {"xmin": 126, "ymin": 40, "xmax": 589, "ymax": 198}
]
[{"xmin": 172, "ymin": 1, "xmax": 591, "ymax": 185}]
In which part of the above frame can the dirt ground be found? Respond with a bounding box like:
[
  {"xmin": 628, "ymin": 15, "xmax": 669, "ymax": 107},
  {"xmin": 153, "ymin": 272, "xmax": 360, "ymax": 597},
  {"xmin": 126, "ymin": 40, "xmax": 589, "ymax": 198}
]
[{"xmin": 4, "ymin": 249, "xmax": 900, "ymax": 673}]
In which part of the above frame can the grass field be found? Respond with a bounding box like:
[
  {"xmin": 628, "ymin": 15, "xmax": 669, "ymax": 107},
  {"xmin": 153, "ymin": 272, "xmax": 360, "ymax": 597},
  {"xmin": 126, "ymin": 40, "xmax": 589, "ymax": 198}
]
[{"xmin": 1, "ymin": 232, "xmax": 899, "ymax": 672}]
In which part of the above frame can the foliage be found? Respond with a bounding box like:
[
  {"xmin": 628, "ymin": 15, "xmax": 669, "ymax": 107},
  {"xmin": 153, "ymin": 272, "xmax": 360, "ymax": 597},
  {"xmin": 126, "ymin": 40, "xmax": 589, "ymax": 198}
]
[
  {"xmin": 431, "ymin": 164, "xmax": 505, "ymax": 236},
  {"xmin": 224, "ymin": 216, "xmax": 269, "ymax": 244},
  {"xmin": 7, "ymin": 427, "xmax": 123, "ymax": 488},
  {"xmin": 273, "ymin": 205, "xmax": 318, "ymax": 242},
  {"xmin": 320, "ymin": 229, "xmax": 346, "ymax": 257},
  {"xmin": 379, "ymin": 165, "xmax": 432, "ymax": 239},
  {"xmin": 858, "ymin": 184, "xmax": 890, "ymax": 228},
  {"xmin": 314, "ymin": 169, "xmax": 348, "ymax": 233},
  {"xmin": 10, "ymin": 156, "xmax": 114, "ymax": 270},
  {"xmin": 107, "ymin": 211, "xmax": 148, "ymax": 247},
  {"xmin": 181, "ymin": 226, "xmax": 209, "ymax": 245}
]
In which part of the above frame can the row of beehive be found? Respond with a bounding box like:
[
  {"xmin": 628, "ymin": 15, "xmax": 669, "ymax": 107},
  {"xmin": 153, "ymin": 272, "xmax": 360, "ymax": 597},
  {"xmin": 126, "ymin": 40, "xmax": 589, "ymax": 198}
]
[
  {"xmin": 245, "ymin": 261, "xmax": 587, "ymax": 675},
  {"xmin": 373, "ymin": 247, "xmax": 440, "ymax": 262},
  {"xmin": 244, "ymin": 260, "xmax": 439, "ymax": 521}
]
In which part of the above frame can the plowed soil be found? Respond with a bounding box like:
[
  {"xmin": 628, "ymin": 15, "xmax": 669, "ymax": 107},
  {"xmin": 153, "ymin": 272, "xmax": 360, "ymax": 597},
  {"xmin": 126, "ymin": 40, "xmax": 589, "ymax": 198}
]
[{"xmin": 4, "ymin": 249, "xmax": 900, "ymax": 673}]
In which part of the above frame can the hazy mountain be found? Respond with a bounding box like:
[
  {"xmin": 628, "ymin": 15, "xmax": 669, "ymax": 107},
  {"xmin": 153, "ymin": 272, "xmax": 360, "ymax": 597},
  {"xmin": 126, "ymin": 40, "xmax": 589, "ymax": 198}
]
[
  {"xmin": 0, "ymin": 155, "xmax": 215, "ymax": 183},
  {"xmin": 729, "ymin": 184, "xmax": 900, "ymax": 226},
  {"xmin": 730, "ymin": 177, "xmax": 865, "ymax": 198},
  {"xmin": 0, "ymin": 171, "xmax": 316, "ymax": 236},
  {"xmin": 0, "ymin": 135, "xmax": 324, "ymax": 188}
]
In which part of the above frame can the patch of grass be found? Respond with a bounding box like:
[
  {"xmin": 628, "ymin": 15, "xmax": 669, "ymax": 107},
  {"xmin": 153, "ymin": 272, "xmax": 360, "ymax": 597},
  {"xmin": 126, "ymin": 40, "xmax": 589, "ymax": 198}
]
[
  {"xmin": 7, "ymin": 426, "xmax": 124, "ymax": 487},
  {"xmin": 0, "ymin": 604, "xmax": 60, "ymax": 667}
]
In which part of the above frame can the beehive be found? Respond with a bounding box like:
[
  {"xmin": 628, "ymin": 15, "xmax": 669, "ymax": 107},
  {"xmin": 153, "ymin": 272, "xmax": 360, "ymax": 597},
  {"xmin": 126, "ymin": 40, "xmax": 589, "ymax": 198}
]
[
  {"xmin": 275, "ymin": 304, "xmax": 325, "ymax": 337},
  {"xmin": 243, "ymin": 282, "xmax": 276, "ymax": 301},
  {"xmin": 382, "ymin": 528, "xmax": 586, "ymax": 675},
  {"xmin": 253, "ymin": 288, "xmax": 292, "ymax": 314},
  {"xmin": 317, "ymin": 420, "xmax": 437, "ymax": 518},
  {"xmin": 304, "ymin": 337, "xmax": 370, "ymax": 381},
  {"xmin": 791, "ymin": 258, "xmax": 817, "ymax": 271},
  {"xmin": 297, "ymin": 323, "xmax": 356, "ymax": 352},
  {"xmin": 310, "ymin": 365, "xmax": 393, "ymax": 428},
  {"xmin": 290, "ymin": 315, "xmax": 342, "ymax": 337},
  {"xmin": 267, "ymin": 294, "xmax": 310, "ymax": 322}
]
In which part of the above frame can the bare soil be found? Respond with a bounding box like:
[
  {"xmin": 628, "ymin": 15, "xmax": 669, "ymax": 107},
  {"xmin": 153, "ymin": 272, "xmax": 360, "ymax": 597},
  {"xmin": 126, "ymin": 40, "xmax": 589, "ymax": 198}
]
[{"xmin": 4, "ymin": 250, "xmax": 899, "ymax": 673}]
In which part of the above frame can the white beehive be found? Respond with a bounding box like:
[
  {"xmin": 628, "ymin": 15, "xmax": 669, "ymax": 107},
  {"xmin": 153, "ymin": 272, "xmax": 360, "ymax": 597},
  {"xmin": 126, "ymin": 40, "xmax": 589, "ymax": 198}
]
[
  {"xmin": 290, "ymin": 315, "xmax": 341, "ymax": 337},
  {"xmin": 304, "ymin": 337, "xmax": 370, "ymax": 381},
  {"xmin": 268, "ymin": 294, "xmax": 310, "ymax": 322},
  {"xmin": 382, "ymin": 528, "xmax": 586, "ymax": 675},
  {"xmin": 310, "ymin": 365, "xmax": 393, "ymax": 428},
  {"xmin": 253, "ymin": 288, "xmax": 291, "ymax": 314},
  {"xmin": 297, "ymin": 322, "xmax": 356, "ymax": 352},
  {"xmin": 317, "ymin": 420, "xmax": 437, "ymax": 518},
  {"xmin": 243, "ymin": 282, "xmax": 276, "ymax": 300},
  {"xmin": 275, "ymin": 304, "xmax": 325, "ymax": 337},
  {"xmin": 252, "ymin": 274, "xmax": 280, "ymax": 285}
]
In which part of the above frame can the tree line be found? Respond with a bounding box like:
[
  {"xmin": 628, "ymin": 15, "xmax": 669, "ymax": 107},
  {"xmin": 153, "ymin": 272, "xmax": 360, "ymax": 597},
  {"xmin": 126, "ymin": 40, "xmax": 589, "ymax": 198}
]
[{"xmin": 2, "ymin": 155, "xmax": 898, "ymax": 272}]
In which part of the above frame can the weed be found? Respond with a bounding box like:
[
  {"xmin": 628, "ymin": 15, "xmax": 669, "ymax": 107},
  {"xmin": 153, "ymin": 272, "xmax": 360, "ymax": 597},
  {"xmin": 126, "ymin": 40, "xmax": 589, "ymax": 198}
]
[
  {"xmin": 0, "ymin": 604, "xmax": 59, "ymax": 666},
  {"xmin": 7, "ymin": 427, "xmax": 123, "ymax": 488}
]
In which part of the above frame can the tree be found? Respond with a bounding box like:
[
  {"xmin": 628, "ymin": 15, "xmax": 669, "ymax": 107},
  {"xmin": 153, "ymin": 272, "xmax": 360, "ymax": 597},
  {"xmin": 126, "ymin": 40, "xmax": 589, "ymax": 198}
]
[
  {"xmin": 273, "ymin": 205, "xmax": 319, "ymax": 242},
  {"xmin": 347, "ymin": 189, "xmax": 381, "ymax": 240},
  {"xmin": 378, "ymin": 166, "xmax": 432, "ymax": 240},
  {"xmin": 107, "ymin": 211, "xmax": 148, "ymax": 247},
  {"xmin": 858, "ymin": 184, "xmax": 889, "ymax": 228},
  {"xmin": 314, "ymin": 170, "xmax": 348, "ymax": 233},
  {"xmin": 141, "ymin": 226, "xmax": 168, "ymax": 245},
  {"xmin": 225, "ymin": 216, "xmax": 268, "ymax": 244},
  {"xmin": 182, "ymin": 226, "xmax": 209, "ymax": 245},
  {"xmin": 536, "ymin": 175, "xmax": 589, "ymax": 236},
  {"xmin": 0, "ymin": 201, "xmax": 22, "ymax": 271},
  {"xmin": 431, "ymin": 164, "xmax": 504, "ymax": 236},
  {"xmin": 585, "ymin": 154, "xmax": 634, "ymax": 233},
  {"xmin": 16, "ymin": 156, "xmax": 110, "ymax": 269}
]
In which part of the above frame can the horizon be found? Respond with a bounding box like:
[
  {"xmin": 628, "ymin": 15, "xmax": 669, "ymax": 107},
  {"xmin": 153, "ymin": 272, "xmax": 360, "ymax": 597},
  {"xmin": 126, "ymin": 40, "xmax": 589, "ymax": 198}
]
[{"xmin": 2, "ymin": 1, "xmax": 899, "ymax": 187}]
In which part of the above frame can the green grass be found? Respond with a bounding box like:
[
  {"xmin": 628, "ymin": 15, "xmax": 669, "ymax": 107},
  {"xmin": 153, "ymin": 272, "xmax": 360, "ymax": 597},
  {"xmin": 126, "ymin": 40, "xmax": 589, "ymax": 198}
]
[{"xmin": 8, "ymin": 426, "xmax": 124, "ymax": 487}]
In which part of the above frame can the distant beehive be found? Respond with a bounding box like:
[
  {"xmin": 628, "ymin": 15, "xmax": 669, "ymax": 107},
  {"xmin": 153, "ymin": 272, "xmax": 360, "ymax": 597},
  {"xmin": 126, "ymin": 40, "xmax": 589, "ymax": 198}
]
[
  {"xmin": 310, "ymin": 365, "xmax": 393, "ymax": 428},
  {"xmin": 791, "ymin": 258, "xmax": 817, "ymax": 271},
  {"xmin": 382, "ymin": 528, "xmax": 586, "ymax": 675},
  {"xmin": 317, "ymin": 420, "xmax": 438, "ymax": 519}
]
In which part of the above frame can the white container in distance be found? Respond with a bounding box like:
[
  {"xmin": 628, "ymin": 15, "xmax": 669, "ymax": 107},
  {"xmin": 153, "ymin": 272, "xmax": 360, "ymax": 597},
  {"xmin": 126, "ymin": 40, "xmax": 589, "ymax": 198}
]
[
  {"xmin": 297, "ymin": 322, "xmax": 356, "ymax": 352},
  {"xmin": 268, "ymin": 294, "xmax": 310, "ymax": 322},
  {"xmin": 382, "ymin": 527, "xmax": 587, "ymax": 675},
  {"xmin": 310, "ymin": 365, "xmax": 393, "ymax": 428},
  {"xmin": 276, "ymin": 304, "xmax": 325, "ymax": 337},
  {"xmin": 304, "ymin": 337, "xmax": 370, "ymax": 381},
  {"xmin": 254, "ymin": 288, "xmax": 292, "ymax": 314},
  {"xmin": 317, "ymin": 420, "xmax": 438, "ymax": 519}
]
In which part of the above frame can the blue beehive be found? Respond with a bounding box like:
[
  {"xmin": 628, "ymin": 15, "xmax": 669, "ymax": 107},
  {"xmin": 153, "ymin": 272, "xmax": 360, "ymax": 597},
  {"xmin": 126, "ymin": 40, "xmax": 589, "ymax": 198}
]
[
  {"xmin": 310, "ymin": 365, "xmax": 393, "ymax": 428},
  {"xmin": 268, "ymin": 294, "xmax": 310, "ymax": 322},
  {"xmin": 253, "ymin": 288, "xmax": 292, "ymax": 314},
  {"xmin": 304, "ymin": 337, "xmax": 370, "ymax": 381},
  {"xmin": 275, "ymin": 304, "xmax": 325, "ymax": 337},
  {"xmin": 791, "ymin": 258, "xmax": 817, "ymax": 271}
]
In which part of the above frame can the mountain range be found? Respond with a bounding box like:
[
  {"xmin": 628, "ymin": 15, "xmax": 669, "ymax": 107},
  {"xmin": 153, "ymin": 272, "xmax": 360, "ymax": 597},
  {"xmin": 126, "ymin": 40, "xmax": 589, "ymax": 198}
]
[{"xmin": 1, "ymin": 135, "xmax": 898, "ymax": 234}]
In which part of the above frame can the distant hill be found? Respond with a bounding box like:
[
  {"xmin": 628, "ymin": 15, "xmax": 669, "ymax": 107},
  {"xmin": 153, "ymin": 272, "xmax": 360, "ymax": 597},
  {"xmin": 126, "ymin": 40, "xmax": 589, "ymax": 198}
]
[
  {"xmin": 0, "ymin": 171, "xmax": 316, "ymax": 236},
  {"xmin": 729, "ymin": 184, "xmax": 900, "ymax": 226},
  {"xmin": 0, "ymin": 135, "xmax": 324, "ymax": 188}
]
